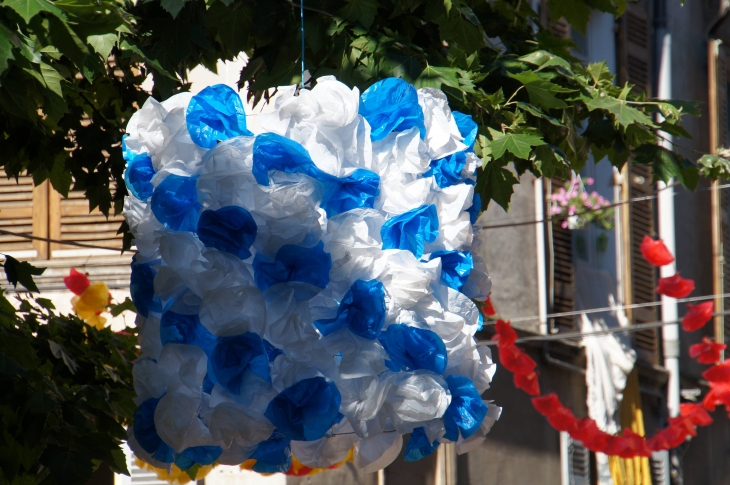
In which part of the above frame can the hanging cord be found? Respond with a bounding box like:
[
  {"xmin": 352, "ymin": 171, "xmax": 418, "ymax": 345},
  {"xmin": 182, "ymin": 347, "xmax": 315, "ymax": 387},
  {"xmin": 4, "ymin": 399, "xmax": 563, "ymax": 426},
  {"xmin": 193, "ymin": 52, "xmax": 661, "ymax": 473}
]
[
  {"xmin": 478, "ymin": 310, "xmax": 730, "ymax": 346},
  {"xmin": 300, "ymin": 0, "xmax": 305, "ymax": 90},
  {"xmin": 0, "ymin": 227, "xmax": 123, "ymax": 252}
]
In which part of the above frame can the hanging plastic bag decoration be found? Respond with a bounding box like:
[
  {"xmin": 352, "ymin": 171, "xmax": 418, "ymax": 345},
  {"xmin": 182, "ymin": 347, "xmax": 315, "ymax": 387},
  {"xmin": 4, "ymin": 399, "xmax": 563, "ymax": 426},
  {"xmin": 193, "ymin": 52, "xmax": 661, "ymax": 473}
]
[{"xmin": 123, "ymin": 76, "xmax": 500, "ymax": 474}]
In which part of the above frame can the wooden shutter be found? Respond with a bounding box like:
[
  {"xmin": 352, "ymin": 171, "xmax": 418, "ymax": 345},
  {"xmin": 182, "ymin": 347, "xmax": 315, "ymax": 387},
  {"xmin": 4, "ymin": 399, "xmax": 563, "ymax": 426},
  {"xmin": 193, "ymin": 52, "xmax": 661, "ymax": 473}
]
[
  {"xmin": 548, "ymin": 177, "xmax": 575, "ymax": 333},
  {"xmin": 717, "ymin": 46, "xmax": 728, "ymax": 148},
  {"xmin": 627, "ymin": 165, "xmax": 659, "ymax": 364},
  {"xmin": 50, "ymin": 187, "xmax": 125, "ymax": 257},
  {"xmin": 721, "ymin": 187, "xmax": 730, "ymax": 358},
  {"xmin": 617, "ymin": 0, "xmax": 653, "ymax": 96},
  {"xmin": 650, "ymin": 451, "xmax": 670, "ymax": 485},
  {"xmin": 561, "ymin": 432, "xmax": 591, "ymax": 485},
  {"xmin": 0, "ymin": 178, "xmax": 49, "ymax": 259}
]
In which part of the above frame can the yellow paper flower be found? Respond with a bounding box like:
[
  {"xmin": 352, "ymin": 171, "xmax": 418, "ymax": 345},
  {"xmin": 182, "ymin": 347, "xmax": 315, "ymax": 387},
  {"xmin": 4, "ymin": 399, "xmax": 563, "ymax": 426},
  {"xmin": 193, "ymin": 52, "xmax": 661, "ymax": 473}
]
[
  {"xmin": 71, "ymin": 281, "xmax": 110, "ymax": 330},
  {"xmin": 134, "ymin": 458, "xmax": 214, "ymax": 484}
]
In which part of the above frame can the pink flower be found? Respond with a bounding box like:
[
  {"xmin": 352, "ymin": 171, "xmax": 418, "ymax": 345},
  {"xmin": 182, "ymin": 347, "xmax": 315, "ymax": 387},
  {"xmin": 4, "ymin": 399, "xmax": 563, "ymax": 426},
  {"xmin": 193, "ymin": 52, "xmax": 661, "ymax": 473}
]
[
  {"xmin": 568, "ymin": 205, "xmax": 576, "ymax": 215},
  {"xmin": 585, "ymin": 177, "xmax": 594, "ymax": 185},
  {"xmin": 561, "ymin": 220, "xmax": 569, "ymax": 229}
]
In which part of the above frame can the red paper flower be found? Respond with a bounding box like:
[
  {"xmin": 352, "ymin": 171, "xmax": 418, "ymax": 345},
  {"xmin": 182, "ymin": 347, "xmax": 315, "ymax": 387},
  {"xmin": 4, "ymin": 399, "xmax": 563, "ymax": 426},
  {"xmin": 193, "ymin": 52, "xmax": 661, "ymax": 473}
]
[
  {"xmin": 499, "ymin": 344, "xmax": 537, "ymax": 374},
  {"xmin": 702, "ymin": 361, "xmax": 730, "ymax": 384},
  {"xmin": 483, "ymin": 295, "xmax": 496, "ymax": 317},
  {"xmin": 640, "ymin": 235, "xmax": 675, "ymax": 266},
  {"xmin": 64, "ymin": 268, "xmax": 90, "ymax": 296},
  {"xmin": 682, "ymin": 301, "xmax": 714, "ymax": 332},
  {"xmin": 493, "ymin": 319, "xmax": 517, "ymax": 346},
  {"xmin": 514, "ymin": 370, "xmax": 541, "ymax": 396},
  {"xmin": 680, "ymin": 403, "xmax": 713, "ymax": 426},
  {"xmin": 656, "ymin": 274, "xmax": 695, "ymax": 298},
  {"xmin": 571, "ymin": 419, "xmax": 610, "ymax": 452},
  {"xmin": 689, "ymin": 337, "xmax": 726, "ymax": 364},
  {"xmin": 702, "ymin": 383, "xmax": 730, "ymax": 411},
  {"xmin": 532, "ymin": 394, "xmax": 562, "ymax": 415},
  {"xmin": 603, "ymin": 429, "xmax": 652, "ymax": 458}
]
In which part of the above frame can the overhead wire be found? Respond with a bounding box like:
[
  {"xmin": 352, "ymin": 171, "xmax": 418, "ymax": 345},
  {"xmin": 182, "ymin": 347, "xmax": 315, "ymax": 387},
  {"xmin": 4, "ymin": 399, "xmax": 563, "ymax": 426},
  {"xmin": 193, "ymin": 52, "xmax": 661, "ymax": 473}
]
[
  {"xmin": 503, "ymin": 292, "xmax": 729, "ymax": 324},
  {"xmin": 477, "ymin": 310, "xmax": 730, "ymax": 346},
  {"xmin": 479, "ymin": 182, "xmax": 730, "ymax": 231}
]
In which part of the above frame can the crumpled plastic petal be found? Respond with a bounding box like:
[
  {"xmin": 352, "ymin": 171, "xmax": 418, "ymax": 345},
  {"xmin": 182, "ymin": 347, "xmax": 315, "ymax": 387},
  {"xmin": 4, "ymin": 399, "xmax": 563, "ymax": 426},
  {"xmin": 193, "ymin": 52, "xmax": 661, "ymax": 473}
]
[{"xmin": 186, "ymin": 84, "xmax": 252, "ymax": 148}]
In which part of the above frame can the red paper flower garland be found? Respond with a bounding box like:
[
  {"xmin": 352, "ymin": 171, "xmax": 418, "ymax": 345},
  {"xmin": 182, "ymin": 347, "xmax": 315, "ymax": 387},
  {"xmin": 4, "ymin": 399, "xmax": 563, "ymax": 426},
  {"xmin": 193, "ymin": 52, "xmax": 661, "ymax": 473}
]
[{"xmin": 491, "ymin": 236, "xmax": 726, "ymax": 458}]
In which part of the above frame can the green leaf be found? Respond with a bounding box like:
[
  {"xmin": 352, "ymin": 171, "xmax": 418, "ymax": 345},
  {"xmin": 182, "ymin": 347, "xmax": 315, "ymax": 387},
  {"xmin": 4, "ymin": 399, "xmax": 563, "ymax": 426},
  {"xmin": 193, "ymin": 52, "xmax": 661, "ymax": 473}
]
[
  {"xmin": 339, "ymin": 0, "xmax": 378, "ymax": 28},
  {"xmin": 585, "ymin": 96, "xmax": 654, "ymax": 129},
  {"xmin": 508, "ymin": 71, "xmax": 574, "ymax": 110},
  {"xmin": 489, "ymin": 130, "xmax": 545, "ymax": 159},
  {"xmin": 110, "ymin": 297, "xmax": 136, "ymax": 317},
  {"xmin": 586, "ymin": 62, "xmax": 614, "ymax": 86},
  {"xmin": 632, "ymin": 144, "xmax": 693, "ymax": 185},
  {"xmin": 50, "ymin": 158, "xmax": 72, "ymax": 197},
  {"xmin": 547, "ymin": 0, "xmax": 591, "ymax": 34},
  {"xmin": 698, "ymin": 154, "xmax": 730, "ymax": 180},
  {"xmin": 48, "ymin": 340, "xmax": 79, "ymax": 374},
  {"xmin": 160, "ymin": 0, "xmax": 187, "ymax": 17},
  {"xmin": 2, "ymin": 255, "xmax": 45, "ymax": 293},
  {"xmin": 3, "ymin": 0, "xmax": 64, "ymax": 23},
  {"xmin": 475, "ymin": 161, "xmax": 520, "ymax": 211},
  {"xmin": 518, "ymin": 50, "xmax": 572, "ymax": 72},
  {"xmin": 40, "ymin": 62, "xmax": 64, "ymax": 98},
  {"xmin": 40, "ymin": 446, "xmax": 94, "ymax": 485},
  {"xmin": 438, "ymin": 9, "xmax": 486, "ymax": 53},
  {"xmin": 0, "ymin": 23, "xmax": 17, "ymax": 74},
  {"xmin": 415, "ymin": 65, "xmax": 461, "ymax": 90},
  {"xmin": 87, "ymin": 33, "xmax": 117, "ymax": 59},
  {"xmin": 516, "ymin": 102, "xmax": 563, "ymax": 126}
]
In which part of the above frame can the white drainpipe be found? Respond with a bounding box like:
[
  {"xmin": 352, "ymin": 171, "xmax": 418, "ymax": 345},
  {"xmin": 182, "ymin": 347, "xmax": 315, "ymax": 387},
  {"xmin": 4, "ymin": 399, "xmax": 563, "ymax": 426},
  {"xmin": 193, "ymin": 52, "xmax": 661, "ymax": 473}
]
[{"xmin": 657, "ymin": 32, "xmax": 680, "ymax": 418}]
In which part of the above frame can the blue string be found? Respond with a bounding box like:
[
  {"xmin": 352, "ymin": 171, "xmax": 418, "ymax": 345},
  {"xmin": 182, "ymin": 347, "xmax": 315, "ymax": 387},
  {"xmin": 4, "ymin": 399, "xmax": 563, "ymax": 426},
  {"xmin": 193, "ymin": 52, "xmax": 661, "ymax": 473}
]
[{"xmin": 300, "ymin": 0, "xmax": 305, "ymax": 89}]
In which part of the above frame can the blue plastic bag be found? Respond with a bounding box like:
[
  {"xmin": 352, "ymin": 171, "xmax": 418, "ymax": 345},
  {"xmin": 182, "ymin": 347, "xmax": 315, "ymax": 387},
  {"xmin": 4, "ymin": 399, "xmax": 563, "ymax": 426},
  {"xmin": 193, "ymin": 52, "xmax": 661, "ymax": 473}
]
[
  {"xmin": 314, "ymin": 279, "xmax": 386, "ymax": 340},
  {"xmin": 130, "ymin": 260, "xmax": 161, "ymax": 318},
  {"xmin": 378, "ymin": 324, "xmax": 447, "ymax": 374},
  {"xmin": 424, "ymin": 151, "xmax": 467, "ymax": 188},
  {"xmin": 174, "ymin": 446, "xmax": 223, "ymax": 470},
  {"xmin": 250, "ymin": 431, "xmax": 292, "ymax": 473},
  {"xmin": 151, "ymin": 174, "xmax": 201, "ymax": 232},
  {"xmin": 124, "ymin": 151, "xmax": 155, "ymax": 201},
  {"xmin": 134, "ymin": 397, "xmax": 174, "ymax": 463},
  {"xmin": 253, "ymin": 242, "xmax": 332, "ymax": 292},
  {"xmin": 320, "ymin": 168, "xmax": 380, "ymax": 217},
  {"xmin": 404, "ymin": 427, "xmax": 440, "ymax": 462},
  {"xmin": 252, "ymin": 132, "xmax": 321, "ymax": 186},
  {"xmin": 186, "ymin": 84, "xmax": 252, "ymax": 148},
  {"xmin": 160, "ymin": 311, "xmax": 217, "ymax": 353},
  {"xmin": 453, "ymin": 111, "xmax": 478, "ymax": 152},
  {"xmin": 429, "ymin": 250, "xmax": 473, "ymax": 291},
  {"xmin": 264, "ymin": 377, "xmax": 343, "ymax": 441},
  {"xmin": 209, "ymin": 332, "xmax": 271, "ymax": 395},
  {"xmin": 359, "ymin": 78, "xmax": 426, "ymax": 141},
  {"xmin": 442, "ymin": 375, "xmax": 488, "ymax": 441},
  {"xmin": 467, "ymin": 193, "xmax": 481, "ymax": 225},
  {"xmin": 197, "ymin": 206, "xmax": 257, "ymax": 260},
  {"xmin": 381, "ymin": 204, "xmax": 439, "ymax": 258}
]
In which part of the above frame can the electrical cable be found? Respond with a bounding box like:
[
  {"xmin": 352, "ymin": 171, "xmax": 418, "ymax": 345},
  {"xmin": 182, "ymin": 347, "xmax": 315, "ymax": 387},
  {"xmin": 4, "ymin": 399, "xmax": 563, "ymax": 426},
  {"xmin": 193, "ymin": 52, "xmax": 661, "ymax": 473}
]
[
  {"xmin": 503, "ymin": 292, "xmax": 730, "ymax": 324},
  {"xmin": 477, "ymin": 311, "xmax": 730, "ymax": 346}
]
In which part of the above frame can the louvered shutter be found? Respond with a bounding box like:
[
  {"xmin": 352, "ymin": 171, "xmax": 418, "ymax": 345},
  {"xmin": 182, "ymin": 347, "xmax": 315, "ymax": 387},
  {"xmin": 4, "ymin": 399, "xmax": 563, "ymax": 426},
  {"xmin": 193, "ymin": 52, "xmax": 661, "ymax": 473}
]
[
  {"xmin": 628, "ymin": 165, "xmax": 659, "ymax": 364},
  {"xmin": 560, "ymin": 432, "xmax": 591, "ymax": 485},
  {"xmin": 617, "ymin": 0, "xmax": 653, "ymax": 96},
  {"xmin": 721, "ymin": 187, "xmax": 730, "ymax": 358},
  {"xmin": 650, "ymin": 451, "xmax": 670, "ymax": 485},
  {"xmin": 0, "ymin": 178, "xmax": 49, "ymax": 259},
  {"xmin": 717, "ymin": 46, "xmax": 728, "ymax": 148},
  {"xmin": 50, "ymin": 187, "xmax": 125, "ymax": 257},
  {"xmin": 548, "ymin": 177, "xmax": 575, "ymax": 333},
  {"xmin": 617, "ymin": 0, "xmax": 659, "ymax": 363}
]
